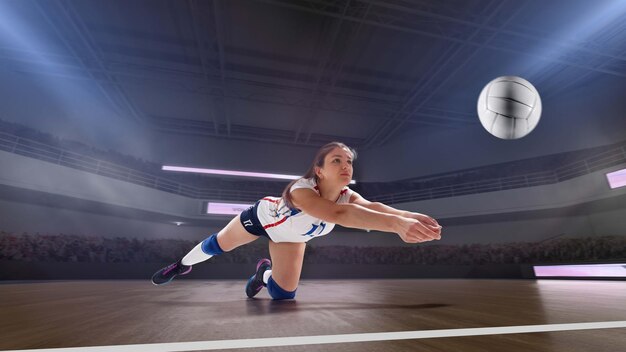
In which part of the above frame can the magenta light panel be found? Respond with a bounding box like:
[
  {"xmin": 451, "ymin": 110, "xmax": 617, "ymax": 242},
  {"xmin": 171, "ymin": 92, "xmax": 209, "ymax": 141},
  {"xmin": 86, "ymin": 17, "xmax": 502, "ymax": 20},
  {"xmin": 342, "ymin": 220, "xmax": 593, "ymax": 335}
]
[
  {"xmin": 163, "ymin": 165, "xmax": 356, "ymax": 184},
  {"xmin": 207, "ymin": 202, "xmax": 253, "ymax": 215},
  {"xmin": 533, "ymin": 263, "xmax": 626, "ymax": 277},
  {"xmin": 606, "ymin": 168, "xmax": 626, "ymax": 189}
]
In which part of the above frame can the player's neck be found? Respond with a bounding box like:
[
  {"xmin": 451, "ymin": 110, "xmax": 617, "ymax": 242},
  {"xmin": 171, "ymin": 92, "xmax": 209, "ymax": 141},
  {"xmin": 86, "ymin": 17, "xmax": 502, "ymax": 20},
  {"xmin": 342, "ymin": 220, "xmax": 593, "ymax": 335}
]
[{"xmin": 316, "ymin": 179, "xmax": 342, "ymax": 202}]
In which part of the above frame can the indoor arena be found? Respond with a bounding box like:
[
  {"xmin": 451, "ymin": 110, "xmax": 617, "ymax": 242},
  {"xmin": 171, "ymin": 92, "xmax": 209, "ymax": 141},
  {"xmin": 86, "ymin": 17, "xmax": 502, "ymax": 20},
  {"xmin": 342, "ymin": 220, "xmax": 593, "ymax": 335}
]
[{"xmin": 1, "ymin": 1, "xmax": 625, "ymax": 351}]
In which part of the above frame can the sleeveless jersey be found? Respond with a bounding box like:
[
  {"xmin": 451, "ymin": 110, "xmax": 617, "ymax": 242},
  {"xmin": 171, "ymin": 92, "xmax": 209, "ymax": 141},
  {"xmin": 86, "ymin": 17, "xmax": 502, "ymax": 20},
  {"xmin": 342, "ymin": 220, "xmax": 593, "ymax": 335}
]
[{"xmin": 256, "ymin": 178, "xmax": 354, "ymax": 243}]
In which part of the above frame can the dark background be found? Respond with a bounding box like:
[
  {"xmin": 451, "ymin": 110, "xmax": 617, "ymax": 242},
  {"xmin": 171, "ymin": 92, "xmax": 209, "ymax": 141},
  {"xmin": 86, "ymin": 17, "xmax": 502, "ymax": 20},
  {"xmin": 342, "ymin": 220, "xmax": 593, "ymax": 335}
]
[{"xmin": 1, "ymin": 0, "xmax": 625, "ymax": 279}]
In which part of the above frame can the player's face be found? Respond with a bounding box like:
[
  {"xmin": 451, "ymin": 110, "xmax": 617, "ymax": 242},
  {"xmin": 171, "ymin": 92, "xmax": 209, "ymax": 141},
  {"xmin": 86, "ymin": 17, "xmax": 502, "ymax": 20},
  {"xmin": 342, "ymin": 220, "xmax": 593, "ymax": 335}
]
[{"xmin": 320, "ymin": 147, "xmax": 353, "ymax": 186}]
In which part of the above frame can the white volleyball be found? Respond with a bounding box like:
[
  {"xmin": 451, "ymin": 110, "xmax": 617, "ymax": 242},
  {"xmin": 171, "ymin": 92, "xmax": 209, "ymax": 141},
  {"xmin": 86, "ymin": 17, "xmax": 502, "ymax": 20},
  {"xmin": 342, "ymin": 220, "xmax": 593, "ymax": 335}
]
[{"xmin": 477, "ymin": 76, "xmax": 542, "ymax": 140}]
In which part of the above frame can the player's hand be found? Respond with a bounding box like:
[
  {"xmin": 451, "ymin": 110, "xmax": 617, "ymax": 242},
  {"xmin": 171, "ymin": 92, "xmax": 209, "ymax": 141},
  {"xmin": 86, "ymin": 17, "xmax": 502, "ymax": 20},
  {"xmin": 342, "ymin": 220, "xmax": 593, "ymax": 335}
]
[
  {"xmin": 405, "ymin": 212, "xmax": 439, "ymax": 226},
  {"xmin": 404, "ymin": 212, "xmax": 442, "ymax": 238},
  {"xmin": 394, "ymin": 216, "xmax": 441, "ymax": 243}
]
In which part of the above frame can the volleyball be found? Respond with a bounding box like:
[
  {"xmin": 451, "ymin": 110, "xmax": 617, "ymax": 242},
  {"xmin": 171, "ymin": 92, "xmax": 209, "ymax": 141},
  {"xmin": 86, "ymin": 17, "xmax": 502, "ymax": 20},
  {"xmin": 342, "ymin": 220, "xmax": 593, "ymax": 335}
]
[{"xmin": 477, "ymin": 76, "xmax": 542, "ymax": 140}]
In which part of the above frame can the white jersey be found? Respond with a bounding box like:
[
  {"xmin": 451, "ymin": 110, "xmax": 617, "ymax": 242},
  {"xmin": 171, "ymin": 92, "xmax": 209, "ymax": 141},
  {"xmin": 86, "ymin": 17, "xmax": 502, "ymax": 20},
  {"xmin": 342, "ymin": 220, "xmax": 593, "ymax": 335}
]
[{"xmin": 256, "ymin": 177, "xmax": 354, "ymax": 243}]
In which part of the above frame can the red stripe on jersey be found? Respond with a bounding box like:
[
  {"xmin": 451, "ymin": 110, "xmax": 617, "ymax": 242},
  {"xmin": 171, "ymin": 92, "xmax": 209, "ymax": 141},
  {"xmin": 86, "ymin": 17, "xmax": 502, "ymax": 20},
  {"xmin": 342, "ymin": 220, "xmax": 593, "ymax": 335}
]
[
  {"xmin": 263, "ymin": 216, "xmax": 289, "ymax": 229},
  {"xmin": 340, "ymin": 189, "xmax": 347, "ymax": 195},
  {"xmin": 262, "ymin": 197, "xmax": 280, "ymax": 204}
]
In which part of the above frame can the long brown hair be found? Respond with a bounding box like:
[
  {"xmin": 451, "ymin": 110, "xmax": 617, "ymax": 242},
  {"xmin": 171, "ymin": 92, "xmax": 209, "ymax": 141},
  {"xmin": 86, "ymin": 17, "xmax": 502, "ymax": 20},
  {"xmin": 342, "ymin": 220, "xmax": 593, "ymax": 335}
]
[{"xmin": 281, "ymin": 142, "xmax": 357, "ymax": 209}]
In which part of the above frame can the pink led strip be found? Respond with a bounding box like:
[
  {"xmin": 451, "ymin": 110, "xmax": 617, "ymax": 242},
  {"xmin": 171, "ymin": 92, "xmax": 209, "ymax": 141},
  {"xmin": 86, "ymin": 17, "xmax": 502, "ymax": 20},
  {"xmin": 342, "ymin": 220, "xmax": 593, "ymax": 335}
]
[
  {"xmin": 606, "ymin": 168, "xmax": 626, "ymax": 189},
  {"xmin": 162, "ymin": 165, "xmax": 356, "ymax": 184},
  {"xmin": 534, "ymin": 263, "xmax": 626, "ymax": 277}
]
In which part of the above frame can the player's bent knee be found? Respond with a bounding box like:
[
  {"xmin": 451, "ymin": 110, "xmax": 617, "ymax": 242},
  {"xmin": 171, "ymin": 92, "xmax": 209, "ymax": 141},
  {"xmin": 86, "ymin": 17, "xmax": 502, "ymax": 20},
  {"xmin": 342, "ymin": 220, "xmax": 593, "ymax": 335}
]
[
  {"xmin": 267, "ymin": 276, "xmax": 296, "ymax": 300},
  {"xmin": 201, "ymin": 234, "xmax": 225, "ymax": 255}
]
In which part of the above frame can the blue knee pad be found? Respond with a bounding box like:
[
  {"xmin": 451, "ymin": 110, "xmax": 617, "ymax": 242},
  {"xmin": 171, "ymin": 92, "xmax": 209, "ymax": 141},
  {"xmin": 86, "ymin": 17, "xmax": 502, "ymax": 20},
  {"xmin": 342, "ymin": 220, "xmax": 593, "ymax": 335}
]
[
  {"xmin": 201, "ymin": 234, "xmax": 224, "ymax": 255},
  {"xmin": 267, "ymin": 276, "xmax": 296, "ymax": 300}
]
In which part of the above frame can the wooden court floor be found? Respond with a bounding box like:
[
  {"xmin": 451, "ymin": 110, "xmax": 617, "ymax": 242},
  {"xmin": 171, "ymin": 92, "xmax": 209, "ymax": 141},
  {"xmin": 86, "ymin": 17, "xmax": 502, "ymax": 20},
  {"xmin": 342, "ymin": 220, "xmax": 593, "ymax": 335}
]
[{"xmin": 1, "ymin": 279, "xmax": 625, "ymax": 351}]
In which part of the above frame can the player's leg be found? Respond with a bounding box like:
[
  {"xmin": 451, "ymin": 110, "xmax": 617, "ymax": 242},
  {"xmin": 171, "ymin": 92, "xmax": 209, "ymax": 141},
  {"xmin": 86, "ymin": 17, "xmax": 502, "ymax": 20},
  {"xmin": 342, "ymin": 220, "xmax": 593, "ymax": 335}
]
[
  {"xmin": 267, "ymin": 241, "xmax": 306, "ymax": 293},
  {"xmin": 152, "ymin": 213, "xmax": 260, "ymax": 285},
  {"xmin": 246, "ymin": 241, "xmax": 305, "ymax": 299},
  {"xmin": 182, "ymin": 213, "xmax": 260, "ymax": 264}
]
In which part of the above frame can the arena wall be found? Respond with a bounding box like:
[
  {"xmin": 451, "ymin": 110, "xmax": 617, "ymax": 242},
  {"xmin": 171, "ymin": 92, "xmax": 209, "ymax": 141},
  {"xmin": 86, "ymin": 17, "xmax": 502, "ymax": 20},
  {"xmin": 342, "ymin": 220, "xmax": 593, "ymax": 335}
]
[{"xmin": 1, "ymin": 149, "xmax": 625, "ymax": 246}]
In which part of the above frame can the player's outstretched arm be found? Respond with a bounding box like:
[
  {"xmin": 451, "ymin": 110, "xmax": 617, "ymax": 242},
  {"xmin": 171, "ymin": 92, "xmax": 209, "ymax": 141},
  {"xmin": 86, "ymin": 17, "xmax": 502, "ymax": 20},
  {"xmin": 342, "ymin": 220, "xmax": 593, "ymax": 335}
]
[
  {"xmin": 349, "ymin": 192, "xmax": 442, "ymax": 235},
  {"xmin": 291, "ymin": 189, "xmax": 440, "ymax": 243}
]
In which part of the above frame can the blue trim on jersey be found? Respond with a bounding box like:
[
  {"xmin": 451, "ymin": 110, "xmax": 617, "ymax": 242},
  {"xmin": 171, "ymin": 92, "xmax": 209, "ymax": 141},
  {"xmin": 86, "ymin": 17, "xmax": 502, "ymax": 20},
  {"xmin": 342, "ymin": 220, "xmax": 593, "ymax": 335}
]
[
  {"xmin": 303, "ymin": 224, "xmax": 318, "ymax": 236},
  {"xmin": 302, "ymin": 221, "xmax": 327, "ymax": 238}
]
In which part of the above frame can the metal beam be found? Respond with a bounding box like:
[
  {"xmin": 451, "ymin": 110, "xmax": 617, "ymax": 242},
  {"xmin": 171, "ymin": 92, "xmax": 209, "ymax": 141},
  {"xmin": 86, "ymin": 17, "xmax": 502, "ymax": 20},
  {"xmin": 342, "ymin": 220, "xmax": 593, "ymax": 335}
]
[
  {"xmin": 304, "ymin": 0, "xmax": 626, "ymax": 64},
  {"xmin": 366, "ymin": 0, "xmax": 528, "ymax": 147},
  {"xmin": 293, "ymin": 0, "xmax": 351, "ymax": 143},
  {"xmin": 0, "ymin": 38, "xmax": 491, "ymax": 121},
  {"xmin": 539, "ymin": 22, "xmax": 626, "ymax": 100},
  {"xmin": 211, "ymin": 0, "xmax": 231, "ymax": 136},
  {"xmin": 293, "ymin": 1, "xmax": 374, "ymax": 144},
  {"xmin": 2, "ymin": 48, "xmax": 478, "ymax": 128},
  {"xmin": 188, "ymin": 0, "xmax": 221, "ymax": 135},
  {"xmin": 147, "ymin": 114, "xmax": 367, "ymax": 147},
  {"xmin": 302, "ymin": 1, "xmax": 372, "ymax": 144},
  {"xmin": 256, "ymin": 0, "xmax": 626, "ymax": 79},
  {"xmin": 34, "ymin": 1, "xmax": 146, "ymax": 124},
  {"xmin": 62, "ymin": 1, "xmax": 147, "ymax": 122}
]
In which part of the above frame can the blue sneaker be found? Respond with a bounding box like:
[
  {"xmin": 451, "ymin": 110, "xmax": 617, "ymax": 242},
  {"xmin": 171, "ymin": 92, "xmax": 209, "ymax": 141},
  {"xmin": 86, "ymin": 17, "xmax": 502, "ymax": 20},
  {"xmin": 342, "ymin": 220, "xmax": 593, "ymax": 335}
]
[
  {"xmin": 151, "ymin": 259, "xmax": 192, "ymax": 285},
  {"xmin": 245, "ymin": 258, "xmax": 272, "ymax": 298}
]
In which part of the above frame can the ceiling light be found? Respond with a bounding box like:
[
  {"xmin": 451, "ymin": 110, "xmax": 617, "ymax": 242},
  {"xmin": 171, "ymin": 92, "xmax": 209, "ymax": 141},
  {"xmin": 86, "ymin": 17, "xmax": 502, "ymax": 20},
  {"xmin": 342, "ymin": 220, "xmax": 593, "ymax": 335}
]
[{"xmin": 163, "ymin": 165, "xmax": 356, "ymax": 184}]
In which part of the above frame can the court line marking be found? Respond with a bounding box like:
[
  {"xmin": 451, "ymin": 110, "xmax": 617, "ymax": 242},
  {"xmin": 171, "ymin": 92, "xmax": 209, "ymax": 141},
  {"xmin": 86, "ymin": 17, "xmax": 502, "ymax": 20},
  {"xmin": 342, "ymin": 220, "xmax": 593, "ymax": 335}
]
[{"xmin": 3, "ymin": 321, "xmax": 626, "ymax": 352}]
